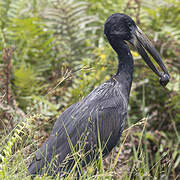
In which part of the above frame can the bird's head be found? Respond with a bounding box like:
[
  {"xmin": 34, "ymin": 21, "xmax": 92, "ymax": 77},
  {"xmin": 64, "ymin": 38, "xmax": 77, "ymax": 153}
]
[{"xmin": 104, "ymin": 13, "xmax": 170, "ymax": 87}]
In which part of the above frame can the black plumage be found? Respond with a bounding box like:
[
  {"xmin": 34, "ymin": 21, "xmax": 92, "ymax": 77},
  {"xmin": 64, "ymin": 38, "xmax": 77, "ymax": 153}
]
[{"xmin": 28, "ymin": 13, "xmax": 170, "ymax": 177}]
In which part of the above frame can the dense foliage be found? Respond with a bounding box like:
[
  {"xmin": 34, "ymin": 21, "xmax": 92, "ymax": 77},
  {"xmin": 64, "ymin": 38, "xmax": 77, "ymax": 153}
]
[{"xmin": 0, "ymin": 0, "xmax": 179, "ymax": 179}]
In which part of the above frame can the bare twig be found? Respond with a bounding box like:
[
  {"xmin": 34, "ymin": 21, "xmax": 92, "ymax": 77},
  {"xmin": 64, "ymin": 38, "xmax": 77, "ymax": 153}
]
[
  {"xmin": 1, "ymin": 47, "xmax": 15, "ymax": 129},
  {"xmin": 2, "ymin": 47, "xmax": 14, "ymax": 105},
  {"xmin": 135, "ymin": 0, "xmax": 141, "ymax": 24}
]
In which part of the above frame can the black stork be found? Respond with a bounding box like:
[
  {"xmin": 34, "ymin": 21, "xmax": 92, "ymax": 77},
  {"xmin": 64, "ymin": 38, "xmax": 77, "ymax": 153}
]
[{"xmin": 28, "ymin": 13, "xmax": 170, "ymax": 177}]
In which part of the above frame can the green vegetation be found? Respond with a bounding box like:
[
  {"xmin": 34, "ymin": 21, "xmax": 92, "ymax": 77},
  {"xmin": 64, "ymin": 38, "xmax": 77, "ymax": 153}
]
[{"xmin": 0, "ymin": 0, "xmax": 179, "ymax": 179}]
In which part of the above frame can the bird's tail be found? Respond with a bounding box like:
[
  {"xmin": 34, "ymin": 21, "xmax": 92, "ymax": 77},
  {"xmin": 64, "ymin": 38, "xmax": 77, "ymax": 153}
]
[{"xmin": 28, "ymin": 140, "xmax": 58, "ymax": 177}]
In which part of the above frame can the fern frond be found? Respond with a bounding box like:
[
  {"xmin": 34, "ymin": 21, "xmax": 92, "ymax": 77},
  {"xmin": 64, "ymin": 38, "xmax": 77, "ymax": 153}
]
[
  {"xmin": 42, "ymin": 0, "xmax": 99, "ymax": 66},
  {"xmin": 0, "ymin": 119, "xmax": 29, "ymax": 179}
]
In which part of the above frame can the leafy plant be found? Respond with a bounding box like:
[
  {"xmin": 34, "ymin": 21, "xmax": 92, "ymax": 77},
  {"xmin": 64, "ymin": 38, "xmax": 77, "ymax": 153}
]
[
  {"xmin": 42, "ymin": 0, "xmax": 99, "ymax": 68},
  {"xmin": 62, "ymin": 45, "xmax": 116, "ymax": 106}
]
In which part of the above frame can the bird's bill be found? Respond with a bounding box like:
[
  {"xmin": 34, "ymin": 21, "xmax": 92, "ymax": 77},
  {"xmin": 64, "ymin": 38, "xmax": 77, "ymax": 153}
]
[{"xmin": 130, "ymin": 26, "xmax": 170, "ymax": 86}]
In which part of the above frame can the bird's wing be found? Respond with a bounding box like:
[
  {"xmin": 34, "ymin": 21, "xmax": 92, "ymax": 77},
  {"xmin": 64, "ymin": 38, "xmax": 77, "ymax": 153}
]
[
  {"xmin": 28, "ymin": 80, "xmax": 128, "ymax": 175},
  {"xmin": 52, "ymin": 80, "xmax": 128, "ymax": 147}
]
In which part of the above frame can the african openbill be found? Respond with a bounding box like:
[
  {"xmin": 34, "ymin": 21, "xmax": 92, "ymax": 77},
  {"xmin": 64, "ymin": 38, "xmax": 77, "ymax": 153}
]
[{"xmin": 28, "ymin": 13, "xmax": 170, "ymax": 177}]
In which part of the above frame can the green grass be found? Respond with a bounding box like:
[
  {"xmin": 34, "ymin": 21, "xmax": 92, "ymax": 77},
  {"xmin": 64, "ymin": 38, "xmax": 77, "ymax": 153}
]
[
  {"xmin": 0, "ymin": 113, "xmax": 179, "ymax": 180},
  {"xmin": 0, "ymin": 86, "xmax": 179, "ymax": 180}
]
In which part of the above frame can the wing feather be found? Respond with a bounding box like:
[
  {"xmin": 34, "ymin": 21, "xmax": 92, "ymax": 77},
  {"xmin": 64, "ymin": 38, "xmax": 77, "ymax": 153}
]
[{"xmin": 28, "ymin": 79, "xmax": 128, "ymax": 175}]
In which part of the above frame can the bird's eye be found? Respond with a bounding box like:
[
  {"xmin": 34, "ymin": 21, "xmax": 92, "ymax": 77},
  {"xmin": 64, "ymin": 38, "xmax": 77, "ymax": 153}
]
[{"xmin": 128, "ymin": 22, "xmax": 131, "ymax": 27}]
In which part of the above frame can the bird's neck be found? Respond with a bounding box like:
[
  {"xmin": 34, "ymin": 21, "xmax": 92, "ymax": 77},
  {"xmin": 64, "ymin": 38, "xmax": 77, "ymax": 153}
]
[
  {"xmin": 110, "ymin": 39, "xmax": 134, "ymax": 97},
  {"xmin": 109, "ymin": 38, "xmax": 134, "ymax": 73}
]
